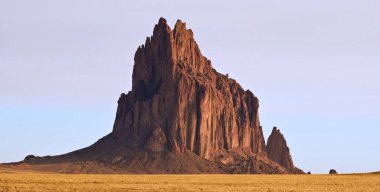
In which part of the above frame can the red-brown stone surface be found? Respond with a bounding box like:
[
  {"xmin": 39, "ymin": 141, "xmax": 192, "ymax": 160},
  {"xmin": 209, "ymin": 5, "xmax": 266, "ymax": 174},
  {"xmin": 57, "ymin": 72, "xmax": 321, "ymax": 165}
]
[
  {"xmin": 113, "ymin": 17, "xmax": 266, "ymax": 160},
  {"xmin": 6, "ymin": 18, "xmax": 303, "ymax": 174},
  {"xmin": 267, "ymin": 127, "xmax": 294, "ymax": 169}
]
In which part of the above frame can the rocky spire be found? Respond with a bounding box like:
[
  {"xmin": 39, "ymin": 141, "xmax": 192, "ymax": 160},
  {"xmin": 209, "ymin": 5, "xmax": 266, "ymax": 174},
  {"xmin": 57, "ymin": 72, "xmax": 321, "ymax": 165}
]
[
  {"xmin": 16, "ymin": 18, "xmax": 302, "ymax": 174},
  {"xmin": 266, "ymin": 127, "xmax": 294, "ymax": 169},
  {"xmin": 112, "ymin": 17, "xmax": 267, "ymax": 159}
]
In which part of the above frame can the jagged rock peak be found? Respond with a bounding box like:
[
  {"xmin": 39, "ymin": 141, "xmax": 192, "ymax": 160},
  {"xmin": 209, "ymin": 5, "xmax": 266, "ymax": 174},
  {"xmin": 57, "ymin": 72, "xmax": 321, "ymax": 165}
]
[
  {"xmin": 266, "ymin": 127, "xmax": 294, "ymax": 169},
  {"xmin": 152, "ymin": 17, "xmax": 171, "ymax": 36},
  {"xmin": 8, "ymin": 18, "xmax": 303, "ymax": 174},
  {"xmin": 153, "ymin": 18, "xmax": 192, "ymax": 35},
  {"xmin": 159, "ymin": 17, "xmax": 168, "ymax": 25},
  {"xmin": 174, "ymin": 19, "xmax": 186, "ymax": 30},
  {"xmin": 114, "ymin": 17, "xmax": 267, "ymax": 160},
  {"xmin": 132, "ymin": 17, "xmax": 211, "ymax": 92},
  {"xmin": 174, "ymin": 19, "xmax": 193, "ymax": 37}
]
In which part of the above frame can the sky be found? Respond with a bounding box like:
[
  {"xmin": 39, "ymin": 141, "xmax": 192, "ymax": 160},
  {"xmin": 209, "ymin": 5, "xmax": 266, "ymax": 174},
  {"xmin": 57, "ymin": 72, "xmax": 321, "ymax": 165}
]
[{"xmin": 1, "ymin": 0, "xmax": 379, "ymax": 174}]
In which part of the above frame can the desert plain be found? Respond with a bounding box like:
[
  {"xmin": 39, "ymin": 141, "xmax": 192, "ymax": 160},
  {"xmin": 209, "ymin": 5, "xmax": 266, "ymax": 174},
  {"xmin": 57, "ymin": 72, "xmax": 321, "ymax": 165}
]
[{"xmin": 0, "ymin": 167, "xmax": 379, "ymax": 192}]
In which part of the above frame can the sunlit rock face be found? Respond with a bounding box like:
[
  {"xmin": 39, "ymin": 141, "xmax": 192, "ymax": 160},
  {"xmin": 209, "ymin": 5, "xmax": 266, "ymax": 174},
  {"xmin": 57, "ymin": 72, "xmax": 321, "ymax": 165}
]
[
  {"xmin": 20, "ymin": 18, "xmax": 303, "ymax": 174},
  {"xmin": 112, "ymin": 17, "xmax": 266, "ymax": 160}
]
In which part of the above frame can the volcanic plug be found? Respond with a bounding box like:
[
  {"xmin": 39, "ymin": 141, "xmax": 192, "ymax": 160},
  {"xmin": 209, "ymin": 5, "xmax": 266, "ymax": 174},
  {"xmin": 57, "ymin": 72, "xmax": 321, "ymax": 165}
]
[{"xmin": 16, "ymin": 18, "xmax": 303, "ymax": 174}]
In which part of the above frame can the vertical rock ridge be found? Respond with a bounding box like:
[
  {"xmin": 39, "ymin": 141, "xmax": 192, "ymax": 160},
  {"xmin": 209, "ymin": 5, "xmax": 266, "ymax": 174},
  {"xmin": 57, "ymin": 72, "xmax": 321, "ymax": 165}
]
[
  {"xmin": 108, "ymin": 17, "xmax": 301, "ymax": 173},
  {"xmin": 112, "ymin": 17, "xmax": 267, "ymax": 159}
]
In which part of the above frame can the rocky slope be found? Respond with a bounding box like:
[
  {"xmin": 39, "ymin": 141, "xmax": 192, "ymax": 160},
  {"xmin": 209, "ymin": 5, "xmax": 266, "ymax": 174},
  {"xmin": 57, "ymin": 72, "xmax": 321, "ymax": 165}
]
[{"xmin": 3, "ymin": 18, "xmax": 303, "ymax": 174}]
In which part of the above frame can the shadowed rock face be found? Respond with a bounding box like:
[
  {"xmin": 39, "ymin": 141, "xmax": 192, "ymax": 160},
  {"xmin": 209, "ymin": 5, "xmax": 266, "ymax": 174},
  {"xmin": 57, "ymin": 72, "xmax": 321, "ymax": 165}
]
[
  {"xmin": 266, "ymin": 127, "xmax": 294, "ymax": 169},
  {"xmin": 9, "ymin": 18, "xmax": 303, "ymax": 174},
  {"xmin": 112, "ymin": 17, "xmax": 266, "ymax": 159}
]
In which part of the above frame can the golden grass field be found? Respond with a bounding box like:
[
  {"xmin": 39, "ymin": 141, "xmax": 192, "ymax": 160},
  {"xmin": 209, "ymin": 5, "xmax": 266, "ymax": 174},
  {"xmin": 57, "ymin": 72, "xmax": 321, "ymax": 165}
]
[{"xmin": 0, "ymin": 172, "xmax": 379, "ymax": 192}]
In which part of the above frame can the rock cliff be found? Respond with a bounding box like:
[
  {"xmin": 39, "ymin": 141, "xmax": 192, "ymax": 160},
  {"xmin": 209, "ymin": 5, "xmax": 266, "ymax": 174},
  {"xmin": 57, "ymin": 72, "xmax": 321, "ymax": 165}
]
[
  {"xmin": 113, "ymin": 17, "xmax": 266, "ymax": 160},
  {"xmin": 7, "ymin": 18, "xmax": 303, "ymax": 174}
]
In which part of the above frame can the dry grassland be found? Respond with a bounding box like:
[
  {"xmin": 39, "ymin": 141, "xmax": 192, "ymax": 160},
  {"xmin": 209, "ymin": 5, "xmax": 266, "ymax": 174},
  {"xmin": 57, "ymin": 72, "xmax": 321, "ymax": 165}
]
[{"xmin": 0, "ymin": 172, "xmax": 379, "ymax": 192}]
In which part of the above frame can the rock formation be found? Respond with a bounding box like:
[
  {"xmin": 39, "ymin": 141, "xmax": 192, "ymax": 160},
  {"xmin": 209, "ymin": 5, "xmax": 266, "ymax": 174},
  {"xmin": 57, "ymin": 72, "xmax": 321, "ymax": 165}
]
[
  {"xmin": 3, "ymin": 18, "xmax": 303, "ymax": 174},
  {"xmin": 114, "ymin": 17, "xmax": 266, "ymax": 161},
  {"xmin": 329, "ymin": 169, "xmax": 338, "ymax": 174},
  {"xmin": 266, "ymin": 127, "xmax": 294, "ymax": 169}
]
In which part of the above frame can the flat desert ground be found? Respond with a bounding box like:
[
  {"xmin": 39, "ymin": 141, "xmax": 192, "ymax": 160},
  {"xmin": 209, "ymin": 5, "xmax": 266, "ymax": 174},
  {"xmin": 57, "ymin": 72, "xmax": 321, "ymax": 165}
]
[{"xmin": 0, "ymin": 168, "xmax": 379, "ymax": 192}]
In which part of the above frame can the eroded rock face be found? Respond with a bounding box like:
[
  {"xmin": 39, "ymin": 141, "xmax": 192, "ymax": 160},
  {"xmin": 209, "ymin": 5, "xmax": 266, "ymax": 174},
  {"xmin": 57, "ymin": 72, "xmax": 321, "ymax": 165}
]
[
  {"xmin": 266, "ymin": 127, "xmax": 294, "ymax": 169},
  {"xmin": 13, "ymin": 18, "xmax": 303, "ymax": 174},
  {"xmin": 146, "ymin": 127, "xmax": 167, "ymax": 153},
  {"xmin": 112, "ymin": 17, "xmax": 266, "ymax": 160}
]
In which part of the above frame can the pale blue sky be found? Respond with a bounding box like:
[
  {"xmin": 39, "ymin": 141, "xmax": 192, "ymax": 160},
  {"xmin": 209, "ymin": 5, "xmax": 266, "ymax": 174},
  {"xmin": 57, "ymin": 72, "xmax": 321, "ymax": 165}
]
[{"xmin": 1, "ymin": 0, "xmax": 379, "ymax": 174}]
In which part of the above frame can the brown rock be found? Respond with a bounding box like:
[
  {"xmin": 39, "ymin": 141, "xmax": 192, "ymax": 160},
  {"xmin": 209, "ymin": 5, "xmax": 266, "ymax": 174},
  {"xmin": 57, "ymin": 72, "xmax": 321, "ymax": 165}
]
[
  {"xmin": 266, "ymin": 127, "xmax": 294, "ymax": 169},
  {"xmin": 146, "ymin": 127, "xmax": 167, "ymax": 153},
  {"xmin": 329, "ymin": 169, "xmax": 338, "ymax": 174},
  {"xmin": 7, "ymin": 18, "xmax": 303, "ymax": 174},
  {"xmin": 113, "ymin": 17, "xmax": 266, "ymax": 160}
]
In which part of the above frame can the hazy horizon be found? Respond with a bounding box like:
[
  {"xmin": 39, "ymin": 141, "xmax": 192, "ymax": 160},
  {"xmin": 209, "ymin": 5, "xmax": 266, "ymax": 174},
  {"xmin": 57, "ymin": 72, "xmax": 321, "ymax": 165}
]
[{"xmin": 1, "ymin": 0, "xmax": 379, "ymax": 174}]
